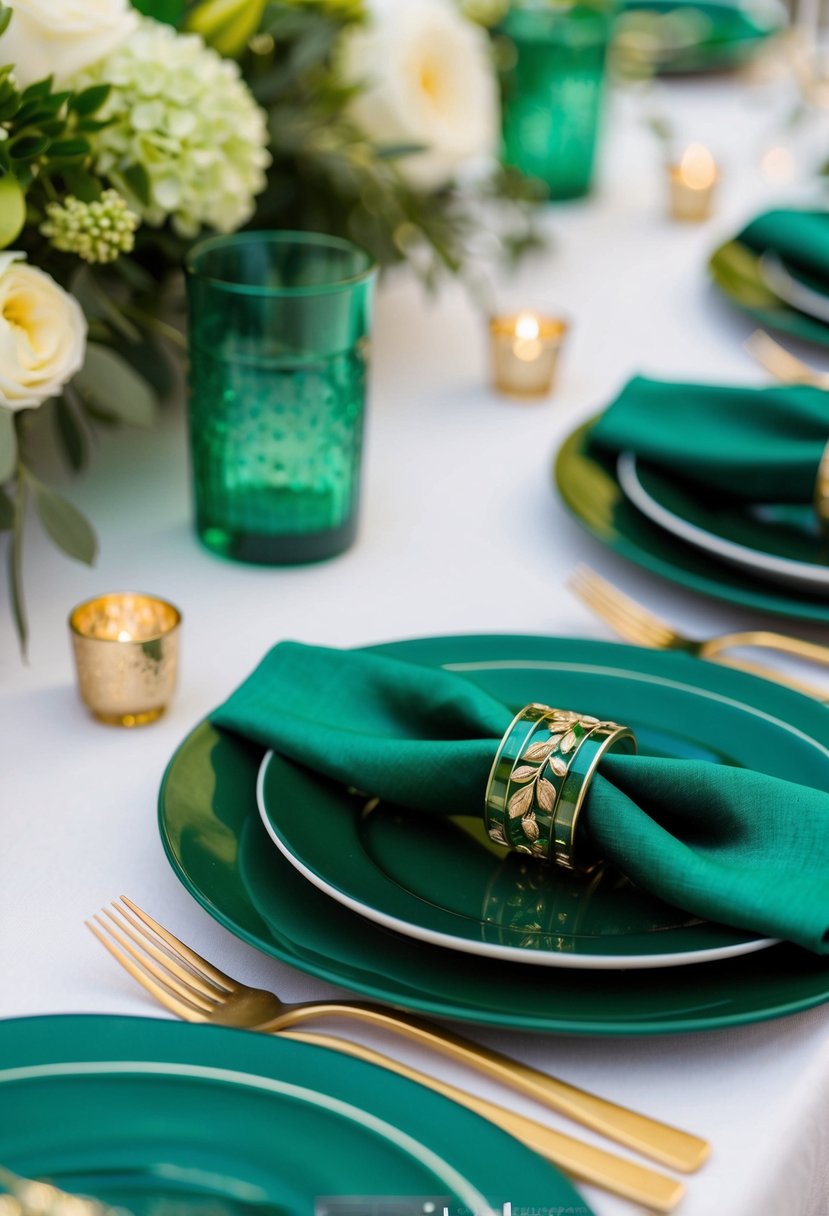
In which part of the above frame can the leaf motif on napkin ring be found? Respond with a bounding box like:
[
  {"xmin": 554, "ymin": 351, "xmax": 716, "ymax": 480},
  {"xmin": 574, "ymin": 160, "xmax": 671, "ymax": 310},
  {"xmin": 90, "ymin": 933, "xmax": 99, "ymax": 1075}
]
[
  {"xmin": 815, "ymin": 437, "xmax": 829, "ymax": 536},
  {"xmin": 484, "ymin": 703, "xmax": 637, "ymax": 871}
]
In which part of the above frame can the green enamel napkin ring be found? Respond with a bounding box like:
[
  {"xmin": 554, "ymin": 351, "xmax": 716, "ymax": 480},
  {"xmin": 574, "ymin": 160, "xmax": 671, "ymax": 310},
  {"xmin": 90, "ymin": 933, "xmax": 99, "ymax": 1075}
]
[
  {"xmin": 816, "ymin": 439, "xmax": 829, "ymax": 537},
  {"xmin": 485, "ymin": 704, "xmax": 637, "ymax": 871}
]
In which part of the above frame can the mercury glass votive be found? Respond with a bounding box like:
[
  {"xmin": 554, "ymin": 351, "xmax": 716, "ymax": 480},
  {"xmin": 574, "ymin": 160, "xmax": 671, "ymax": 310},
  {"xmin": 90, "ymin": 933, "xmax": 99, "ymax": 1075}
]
[
  {"xmin": 69, "ymin": 593, "xmax": 181, "ymax": 727},
  {"xmin": 186, "ymin": 231, "xmax": 376, "ymax": 565},
  {"xmin": 489, "ymin": 311, "xmax": 569, "ymax": 398},
  {"xmin": 667, "ymin": 143, "xmax": 719, "ymax": 222}
]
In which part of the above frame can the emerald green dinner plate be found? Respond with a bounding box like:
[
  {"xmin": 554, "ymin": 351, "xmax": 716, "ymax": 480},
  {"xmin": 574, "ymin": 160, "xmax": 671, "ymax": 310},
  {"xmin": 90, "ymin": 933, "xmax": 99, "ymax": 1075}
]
[
  {"xmin": 555, "ymin": 420, "xmax": 829, "ymax": 623},
  {"xmin": 709, "ymin": 240, "xmax": 829, "ymax": 348},
  {"xmin": 159, "ymin": 635, "xmax": 829, "ymax": 1034},
  {"xmin": 0, "ymin": 1015, "xmax": 580, "ymax": 1213},
  {"xmin": 255, "ymin": 678, "xmax": 773, "ymax": 970},
  {"xmin": 619, "ymin": 453, "xmax": 829, "ymax": 592}
]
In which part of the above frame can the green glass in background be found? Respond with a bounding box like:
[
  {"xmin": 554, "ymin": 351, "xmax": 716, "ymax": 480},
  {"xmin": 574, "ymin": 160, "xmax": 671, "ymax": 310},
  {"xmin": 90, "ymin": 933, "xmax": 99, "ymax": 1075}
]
[
  {"xmin": 185, "ymin": 232, "xmax": 375, "ymax": 564},
  {"xmin": 498, "ymin": 1, "xmax": 616, "ymax": 200}
]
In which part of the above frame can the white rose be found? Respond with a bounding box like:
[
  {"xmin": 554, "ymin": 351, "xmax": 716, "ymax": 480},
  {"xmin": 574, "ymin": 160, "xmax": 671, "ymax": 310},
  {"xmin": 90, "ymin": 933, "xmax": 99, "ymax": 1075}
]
[
  {"xmin": 339, "ymin": 0, "xmax": 499, "ymax": 191},
  {"xmin": 0, "ymin": 254, "xmax": 87, "ymax": 410},
  {"xmin": 2, "ymin": 0, "xmax": 139, "ymax": 88}
]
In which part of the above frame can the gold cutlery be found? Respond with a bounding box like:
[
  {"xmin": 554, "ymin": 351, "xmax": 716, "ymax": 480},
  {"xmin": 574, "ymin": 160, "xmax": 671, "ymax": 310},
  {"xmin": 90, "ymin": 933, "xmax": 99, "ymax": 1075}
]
[
  {"xmin": 744, "ymin": 329, "xmax": 829, "ymax": 390},
  {"xmin": 569, "ymin": 565, "xmax": 829, "ymax": 699},
  {"xmin": 282, "ymin": 1028, "xmax": 684, "ymax": 1213},
  {"xmin": 88, "ymin": 898, "xmax": 707, "ymax": 1210}
]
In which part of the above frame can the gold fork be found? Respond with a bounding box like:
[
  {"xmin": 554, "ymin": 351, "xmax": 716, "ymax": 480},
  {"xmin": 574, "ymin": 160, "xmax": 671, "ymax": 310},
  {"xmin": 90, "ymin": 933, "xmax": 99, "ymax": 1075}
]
[
  {"xmin": 744, "ymin": 329, "xmax": 829, "ymax": 390},
  {"xmin": 88, "ymin": 900, "xmax": 706, "ymax": 1180},
  {"xmin": 569, "ymin": 565, "xmax": 829, "ymax": 698}
]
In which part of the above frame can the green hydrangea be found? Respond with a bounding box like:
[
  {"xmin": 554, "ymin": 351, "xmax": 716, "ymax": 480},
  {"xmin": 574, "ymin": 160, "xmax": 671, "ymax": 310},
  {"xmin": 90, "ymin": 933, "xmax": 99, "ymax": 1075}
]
[
  {"xmin": 72, "ymin": 18, "xmax": 270, "ymax": 238},
  {"xmin": 41, "ymin": 189, "xmax": 139, "ymax": 263}
]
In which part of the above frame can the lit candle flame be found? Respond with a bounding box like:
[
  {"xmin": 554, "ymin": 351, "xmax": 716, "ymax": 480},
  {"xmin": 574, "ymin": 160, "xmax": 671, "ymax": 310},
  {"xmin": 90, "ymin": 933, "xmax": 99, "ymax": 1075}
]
[
  {"xmin": 515, "ymin": 312, "xmax": 540, "ymax": 342},
  {"xmin": 679, "ymin": 143, "xmax": 717, "ymax": 190}
]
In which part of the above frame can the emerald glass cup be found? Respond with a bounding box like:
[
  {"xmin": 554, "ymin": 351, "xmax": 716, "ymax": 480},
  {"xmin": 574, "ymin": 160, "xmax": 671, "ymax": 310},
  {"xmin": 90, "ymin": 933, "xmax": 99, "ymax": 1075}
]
[
  {"xmin": 185, "ymin": 232, "xmax": 376, "ymax": 564},
  {"xmin": 499, "ymin": 2, "xmax": 615, "ymax": 201}
]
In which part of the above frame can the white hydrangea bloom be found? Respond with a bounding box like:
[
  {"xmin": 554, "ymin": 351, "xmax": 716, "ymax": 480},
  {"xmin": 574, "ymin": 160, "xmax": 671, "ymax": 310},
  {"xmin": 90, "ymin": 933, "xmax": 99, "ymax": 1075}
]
[{"xmin": 73, "ymin": 19, "xmax": 271, "ymax": 237}]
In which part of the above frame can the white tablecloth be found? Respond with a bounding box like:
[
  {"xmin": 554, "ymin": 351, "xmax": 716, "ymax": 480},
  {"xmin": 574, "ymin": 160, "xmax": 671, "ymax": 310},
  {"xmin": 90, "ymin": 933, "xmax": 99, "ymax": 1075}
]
[{"xmin": 3, "ymin": 72, "xmax": 829, "ymax": 1216}]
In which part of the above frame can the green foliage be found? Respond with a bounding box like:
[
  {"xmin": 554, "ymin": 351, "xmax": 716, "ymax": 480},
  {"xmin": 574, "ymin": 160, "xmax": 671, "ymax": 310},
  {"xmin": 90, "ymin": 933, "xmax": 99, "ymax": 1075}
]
[
  {"xmin": 73, "ymin": 343, "xmax": 158, "ymax": 428},
  {"xmin": 0, "ymin": 407, "xmax": 15, "ymax": 481},
  {"xmin": 0, "ymin": 66, "xmax": 111, "ymax": 231},
  {"xmin": 246, "ymin": 2, "xmax": 545, "ymax": 290},
  {"xmin": 131, "ymin": 0, "xmax": 188, "ymax": 23},
  {"xmin": 32, "ymin": 478, "xmax": 97, "ymax": 565}
]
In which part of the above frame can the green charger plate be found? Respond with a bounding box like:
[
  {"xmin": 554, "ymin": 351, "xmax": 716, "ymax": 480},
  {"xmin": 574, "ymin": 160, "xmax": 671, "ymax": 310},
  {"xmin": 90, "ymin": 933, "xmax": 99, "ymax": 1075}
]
[
  {"xmin": 709, "ymin": 240, "xmax": 829, "ymax": 349},
  {"xmin": 617, "ymin": 0, "xmax": 785, "ymax": 73},
  {"xmin": 159, "ymin": 635, "xmax": 829, "ymax": 1035},
  {"xmin": 0, "ymin": 1014, "xmax": 582, "ymax": 1214},
  {"xmin": 555, "ymin": 419, "xmax": 829, "ymax": 623},
  {"xmin": 620, "ymin": 454, "xmax": 829, "ymax": 593}
]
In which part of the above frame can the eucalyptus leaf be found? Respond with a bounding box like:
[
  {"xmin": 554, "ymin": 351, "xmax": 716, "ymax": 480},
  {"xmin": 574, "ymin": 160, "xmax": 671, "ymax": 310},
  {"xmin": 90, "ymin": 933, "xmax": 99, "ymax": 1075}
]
[
  {"xmin": 0, "ymin": 485, "xmax": 13, "ymax": 530},
  {"xmin": 0, "ymin": 406, "xmax": 16, "ymax": 481},
  {"xmin": 73, "ymin": 343, "xmax": 158, "ymax": 428},
  {"xmin": 70, "ymin": 266, "xmax": 142, "ymax": 343},
  {"xmin": 8, "ymin": 476, "xmax": 27, "ymax": 653},
  {"xmin": 33, "ymin": 483, "xmax": 97, "ymax": 565},
  {"xmin": 54, "ymin": 395, "xmax": 87, "ymax": 471},
  {"xmin": 0, "ymin": 174, "xmax": 25, "ymax": 247}
]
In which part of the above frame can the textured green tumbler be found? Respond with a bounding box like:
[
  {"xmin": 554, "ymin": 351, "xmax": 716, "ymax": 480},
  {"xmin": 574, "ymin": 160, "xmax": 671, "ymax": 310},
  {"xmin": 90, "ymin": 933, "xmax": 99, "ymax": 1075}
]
[
  {"xmin": 499, "ymin": 2, "xmax": 615, "ymax": 201},
  {"xmin": 186, "ymin": 231, "xmax": 376, "ymax": 564}
]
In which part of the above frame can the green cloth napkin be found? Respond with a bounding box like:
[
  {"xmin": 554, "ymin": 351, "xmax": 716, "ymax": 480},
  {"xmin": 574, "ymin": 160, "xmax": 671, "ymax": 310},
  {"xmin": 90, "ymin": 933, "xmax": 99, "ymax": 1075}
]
[
  {"xmin": 740, "ymin": 208, "xmax": 829, "ymax": 289},
  {"xmin": 213, "ymin": 641, "xmax": 829, "ymax": 954},
  {"xmin": 589, "ymin": 375, "xmax": 829, "ymax": 504}
]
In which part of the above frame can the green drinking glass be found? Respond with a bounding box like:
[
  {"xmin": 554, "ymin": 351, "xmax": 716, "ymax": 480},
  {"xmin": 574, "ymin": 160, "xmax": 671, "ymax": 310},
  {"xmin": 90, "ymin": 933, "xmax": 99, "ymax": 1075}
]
[
  {"xmin": 499, "ymin": 1, "xmax": 615, "ymax": 201},
  {"xmin": 185, "ymin": 231, "xmax": 376, "ymax": 564}
]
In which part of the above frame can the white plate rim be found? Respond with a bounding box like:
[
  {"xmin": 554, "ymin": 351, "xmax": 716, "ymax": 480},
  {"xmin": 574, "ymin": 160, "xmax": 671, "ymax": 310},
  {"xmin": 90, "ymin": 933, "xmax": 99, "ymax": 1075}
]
[
  {"xmin": 255, "ymin": 655, "xmax": 783, "ymax": 971},
  {"xmin": 618, "ymin": 452, "xmax": 829, "ymax": 591}
]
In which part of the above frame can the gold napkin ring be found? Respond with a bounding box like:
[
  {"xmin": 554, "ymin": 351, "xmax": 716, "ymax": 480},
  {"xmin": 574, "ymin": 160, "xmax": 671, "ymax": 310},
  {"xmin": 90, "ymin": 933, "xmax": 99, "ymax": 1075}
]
[
  {"xmin": 816, "ymin": 437, "xmax": 829, "ymax": 535},
  {"xmin": 484, "ymin": 703, "xmax": 637, "ymax": 871}
]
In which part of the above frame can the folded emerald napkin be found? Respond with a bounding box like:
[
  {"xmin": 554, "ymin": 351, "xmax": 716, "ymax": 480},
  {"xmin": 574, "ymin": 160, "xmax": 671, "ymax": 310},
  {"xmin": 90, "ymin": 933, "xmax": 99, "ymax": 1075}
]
[
  {"xmin": 740, "ymin": 208, "xmax": 829, "ymax": 288},
  {"xmin": 213, "ymin": 642, "xmax": 829, "ymax": 953},
  {"xmin": 589, "ymin": 375, "xmax": 829, "ymax": 504}
]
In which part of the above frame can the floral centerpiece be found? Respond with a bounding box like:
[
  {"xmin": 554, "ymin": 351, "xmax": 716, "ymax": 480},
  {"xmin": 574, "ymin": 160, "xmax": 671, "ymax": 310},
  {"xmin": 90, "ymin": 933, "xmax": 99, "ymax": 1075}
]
[{"xmin": 0, "ymin": 0, "xmax": 542, "ymax": 651}]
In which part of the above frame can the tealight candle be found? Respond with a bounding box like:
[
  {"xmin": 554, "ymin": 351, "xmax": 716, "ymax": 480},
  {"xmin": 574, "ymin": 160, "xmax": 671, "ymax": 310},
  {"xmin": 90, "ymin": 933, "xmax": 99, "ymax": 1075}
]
[
  {"xmin": 667, "ymin": 143, "xmax": 719, "ymax": 222},
  {"xmin": 489, "ymin": 311, "xmax": 569, "ymax": 398},
  {"xmin": 69, "ymin": 592, "xmax": 182, "ymax": 727}
]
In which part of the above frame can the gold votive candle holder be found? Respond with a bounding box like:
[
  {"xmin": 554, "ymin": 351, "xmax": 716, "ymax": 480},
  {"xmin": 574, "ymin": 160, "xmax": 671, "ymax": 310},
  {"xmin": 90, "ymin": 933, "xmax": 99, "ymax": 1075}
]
[
  {"xmin": 69, "ymin": 592, "xmax": 182, "ymax": 727},
  {"xmin": 667, "ymin": 143, "xmax": 719, "ymax": 222},
  {"xmin": 489, "ymin": 311, "xmax": 569, "ymax": 398}
]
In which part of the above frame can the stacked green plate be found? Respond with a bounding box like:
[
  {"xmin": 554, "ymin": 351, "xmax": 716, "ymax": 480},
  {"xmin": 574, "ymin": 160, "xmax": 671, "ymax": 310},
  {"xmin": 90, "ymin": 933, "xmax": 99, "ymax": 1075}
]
[
  {"xmin": 555, "ymin": 419, "xmax": 829, "ymax": 623},
  {"xmin": 159, "ymin": 634, "xmax": 829, "ymax": 1036},
  {"xmin": 0, "ymin": 1014, "xmax": 583, "ymax": 1214}
]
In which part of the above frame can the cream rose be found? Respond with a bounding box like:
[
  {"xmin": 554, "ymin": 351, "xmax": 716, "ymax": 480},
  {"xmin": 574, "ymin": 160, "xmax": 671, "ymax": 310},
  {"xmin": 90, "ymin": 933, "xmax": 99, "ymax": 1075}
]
[
  {"xmin": 339, "ymin": 0, "xmax": 499, "ymax": 192},
  {"xmin": 2, "ymin": 0, "xmax": 139, "ymax": 87},
  {"xmin": 0, "ymin": 254, "xmax": 87, "ymax": 410}
]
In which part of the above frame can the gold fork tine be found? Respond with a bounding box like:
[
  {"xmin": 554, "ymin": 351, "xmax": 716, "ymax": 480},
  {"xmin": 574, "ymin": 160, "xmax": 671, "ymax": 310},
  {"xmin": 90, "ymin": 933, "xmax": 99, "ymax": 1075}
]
[
  {"xmin": 86, "ymin": 918, "xmax": 207, "ymax": 1020},
  {"xmin": 569, "ymin": 567, "xmax": 675, "ymax": 646},
  {"xmin": 744, "ymin": 329, "xmax": 829, "ymax": 388},
  {"xmin": 102, "ymin": 905, "xmax": 223, "ymax": 1002},
  {"xmin": 120, "ymin": 895, "xmax": 235, "ymax": 990},
  {"xmin": 89, "ymin": 913, "xmax": 216, "ymax": 1014}
]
